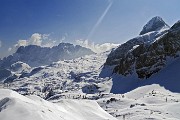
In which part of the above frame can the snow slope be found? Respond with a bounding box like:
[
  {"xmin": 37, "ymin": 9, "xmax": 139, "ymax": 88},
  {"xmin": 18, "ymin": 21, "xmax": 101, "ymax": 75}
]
[
  {"xmin": 97, "ymin": 84, "xmax": 180, "ymax": 120},
  {"xmin": 107, "ymin": 55, "xmax": 180, "ymax": 94},
  {"xmin": 0, "ymin": 89, "xmax": 117, "ymax": 120}
]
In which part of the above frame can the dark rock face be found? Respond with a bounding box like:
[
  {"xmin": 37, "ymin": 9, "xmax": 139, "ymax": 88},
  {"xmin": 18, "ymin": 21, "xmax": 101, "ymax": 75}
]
[
  {"xmin": 111, "ymin": 20, "xmax": 180, "ymax": 79},
  {"xmin": 105, "ymin": 18, "xmax": 169, "ymax": 66},
  {"xmin": 140, "ymin": 16, "xmax": 169, "ymax": 35},
  {"xmin": 0, "ymin": 43, "xmax": 94, "ymax": 68}
]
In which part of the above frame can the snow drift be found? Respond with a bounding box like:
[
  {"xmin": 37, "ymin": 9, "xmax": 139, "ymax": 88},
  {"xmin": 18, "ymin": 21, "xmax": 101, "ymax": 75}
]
[{"xmin": 0, "ymin": 89, "xmax": 117, "ymax": 120}]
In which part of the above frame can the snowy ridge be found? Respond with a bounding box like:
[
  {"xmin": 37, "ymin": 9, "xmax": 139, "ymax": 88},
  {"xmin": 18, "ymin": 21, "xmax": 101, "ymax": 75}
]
[{"xmin": 0, "ymin": 89, "xmax": 117, "ymax": 120}]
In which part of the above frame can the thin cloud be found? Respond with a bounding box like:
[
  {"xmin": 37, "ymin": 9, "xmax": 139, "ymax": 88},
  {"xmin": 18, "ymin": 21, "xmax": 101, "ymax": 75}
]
[
  {"xmin": 8, "ymin": 47, "xmax": 12, "ymax": 52},
  {"xmin": 8, "ymin": 33, "xmax": 56, "ymax": 54},
  {"xmin": 87, "ymin": 0, "xmax": 113, "ymax": 39},
  {"xmin": 0, "ymin": 41, "xmax": 2, "ymax": 48},
  {"xmin": 14, "ymin": 40, "xmax": 28, "ymax": 48},
  {"xmin": 75, "ymin": 39, "xmax": 119, "ymax": 53}
]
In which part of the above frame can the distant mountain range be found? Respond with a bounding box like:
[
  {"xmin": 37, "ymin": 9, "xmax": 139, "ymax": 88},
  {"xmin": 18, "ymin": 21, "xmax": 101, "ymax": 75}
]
[
  {"xmin": 0, "ymin": 43, "xmax": 94, "ymax": 81},
  {"xmin": 0, "ymin": 43, "xmax": 94, "ymax": 68}
]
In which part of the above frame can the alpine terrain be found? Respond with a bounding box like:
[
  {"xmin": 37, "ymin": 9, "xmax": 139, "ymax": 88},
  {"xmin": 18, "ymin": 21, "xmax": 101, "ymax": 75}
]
[{"xmin": 0, "ymin": 16, "xmax": 180, "ymax": 120}]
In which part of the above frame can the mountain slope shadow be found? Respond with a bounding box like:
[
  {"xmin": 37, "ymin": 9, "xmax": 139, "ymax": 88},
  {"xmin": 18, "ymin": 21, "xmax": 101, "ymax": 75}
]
[{"xmin": 102, "ymin": 57, "xmax": 180, "ymax": 94}]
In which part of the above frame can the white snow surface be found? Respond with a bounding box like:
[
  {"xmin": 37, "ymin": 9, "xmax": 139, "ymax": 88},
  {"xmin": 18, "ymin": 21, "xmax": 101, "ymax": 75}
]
[
  {"xmin": 0, "ymin": 46, "xmax": 180, "ymax": 120},
  {"xmin": 0, "ymin": 89, "xmax": 117, "ymax": 120},
  {"xmin": 97, "ymin": 84, "xmax": 180, "ymax": 120},
  {"xmin": 1, "ymin": 52, "xmax": 112, "ymax": 97}
]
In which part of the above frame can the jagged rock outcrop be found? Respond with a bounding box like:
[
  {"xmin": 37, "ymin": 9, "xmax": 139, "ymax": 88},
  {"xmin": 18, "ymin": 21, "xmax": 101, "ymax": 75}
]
[
  {"xmin": 105, "ymin": 17, "xmax": 180, "ymax": 79},
  {"xmin": 105, "ymin": 16, "xmax": 169, "ymax": 66},
  {"xmin": 140, "ymin": 16, "xmax": 169, "ymax": 35}
]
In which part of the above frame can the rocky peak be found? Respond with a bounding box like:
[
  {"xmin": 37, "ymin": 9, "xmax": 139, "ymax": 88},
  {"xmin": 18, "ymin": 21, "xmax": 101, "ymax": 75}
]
[
  {"xmin": 111, "ymin": 20, "xmax": 180, "ymax": 79},
  {"xmin": 140, "ymin": 16, "xmax": 170, "ymax": 35},
  {"xmin": 171, "ymin": 20, "xmax": 180, "ymax": 30}
]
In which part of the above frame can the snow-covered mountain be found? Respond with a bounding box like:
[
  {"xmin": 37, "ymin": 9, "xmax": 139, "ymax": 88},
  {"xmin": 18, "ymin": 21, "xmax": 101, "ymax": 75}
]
[
  {"xmin": 103, "ymin": 17, "xmax": 180, "ymax": 93},
  {"xmin": 140, "ymin": 16, "xmax": 170, "ymax": 35},
  {"xmin": 105, "ymin": 16, "xmax": 169, "ymax": 66},
  {"xmin": 114, "ymin": 20, "xmax": 180, "ymax": 79},
  {"xmin": 0, "ymin": 43, "xmax": 94, "ymax": 68}
]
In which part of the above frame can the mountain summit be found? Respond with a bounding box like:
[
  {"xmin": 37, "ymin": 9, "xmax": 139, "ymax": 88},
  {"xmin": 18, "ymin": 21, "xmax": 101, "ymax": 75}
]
[
  {"xmin": 103, "ymin": 17, "xmax": 180, "ymax": 93},
  {"xmin": 140, "ymin": 16, "xmax": 170, "ymax": 35},
  {"xmin": 105, "ymin": 17, "xmax": 169, "ymax": 66}
]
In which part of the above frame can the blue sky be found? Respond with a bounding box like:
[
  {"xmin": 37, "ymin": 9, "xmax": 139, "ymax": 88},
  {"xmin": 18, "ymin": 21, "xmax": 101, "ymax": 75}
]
[{"xmin": 0, "ymin": 0, "xmax": 180, "ymax": 58}]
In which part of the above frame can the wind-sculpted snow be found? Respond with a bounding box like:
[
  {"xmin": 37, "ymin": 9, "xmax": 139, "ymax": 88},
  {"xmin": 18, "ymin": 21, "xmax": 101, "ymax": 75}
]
[{"xmin": 0, "ymin": 89, "xmax": 117, "ymax": 120}]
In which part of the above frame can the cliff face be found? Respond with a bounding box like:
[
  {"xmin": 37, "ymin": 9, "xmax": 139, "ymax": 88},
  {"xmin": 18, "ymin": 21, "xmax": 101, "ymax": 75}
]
[
  {"xmin": 105, "ymin": 16, "xmax": 169, "ymax": 66},
  {"xmin": 106, "ymin": 18, "xmax": 180, "ymax": 79}
]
